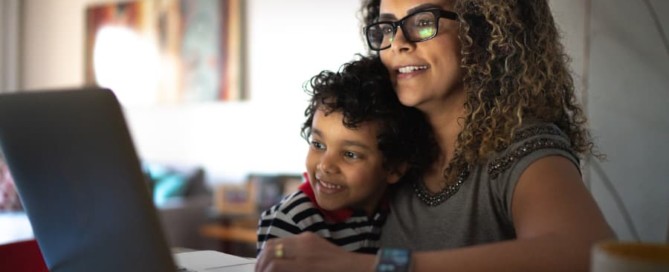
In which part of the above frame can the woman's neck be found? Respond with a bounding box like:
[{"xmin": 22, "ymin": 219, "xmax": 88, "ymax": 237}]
[
  {"xmin": 423, "ymin": 91, "xmax": 467, "ymax": 163},
  {"xmin": 420, "ymin": 89, "xmax": 467, "ymax": 192}
]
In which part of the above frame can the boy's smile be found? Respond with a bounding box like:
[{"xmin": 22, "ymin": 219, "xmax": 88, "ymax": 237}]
[{"xmin": 314, "ymin": 174, "xmax": 344, "ymax": 193}]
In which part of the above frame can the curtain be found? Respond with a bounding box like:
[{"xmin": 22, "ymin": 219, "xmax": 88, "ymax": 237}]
[
  {"xmin": 0, "ymin": 0, "xmax": 20, "ymax": 93},
  {"xmin": 0, "ymin": 0, "xmax": 22, "ymax": 212}
]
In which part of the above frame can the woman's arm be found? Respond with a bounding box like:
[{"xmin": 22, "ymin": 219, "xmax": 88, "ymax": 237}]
[
  {"xmin": 412, "ymin": 156, "xmax": 615, "ymax": 271},
  {"xmin": 255, "ymin": 232, "xmax": 377, "ymax": 272},
  {"xmin": 255, "ymin": 156, "xmax": 614, "ymax": 272}
]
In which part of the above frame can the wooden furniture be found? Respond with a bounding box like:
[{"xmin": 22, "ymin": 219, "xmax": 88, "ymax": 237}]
[
  {"xmin": 199, "ymin": 213, "xmax": 258, "ymax": 257},
  {"xmin": 200, "ymin": 223, "xmax": 256, "ymax": 244},
  {"xmin": 201, "ymin": 174, "xmax": 302, "ymax": 257}
]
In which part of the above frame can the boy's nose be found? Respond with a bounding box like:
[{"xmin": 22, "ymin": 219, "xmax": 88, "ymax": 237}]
[
  {"xmin": 318, "ymin": 161, "xmax": 334, "ymax": 174},
  {"xmin": 317, "ymin": 154, "xmax": 337, "ymax": 174}
]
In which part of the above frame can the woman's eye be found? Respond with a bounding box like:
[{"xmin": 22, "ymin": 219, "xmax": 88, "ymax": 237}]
[{"xmin": 416, "ymin": 19, "xmax": 434, "ymax": 27}]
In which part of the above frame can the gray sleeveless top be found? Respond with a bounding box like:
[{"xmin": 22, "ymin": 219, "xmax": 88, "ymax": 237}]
[{"xmin": 379, "ymin": 122, "xmax": 579, "ymax": 250}]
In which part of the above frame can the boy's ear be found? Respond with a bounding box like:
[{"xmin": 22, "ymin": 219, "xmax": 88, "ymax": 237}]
[{"xmin": 387, "ymin": 163, "xmax": 409, "ymax": 185}]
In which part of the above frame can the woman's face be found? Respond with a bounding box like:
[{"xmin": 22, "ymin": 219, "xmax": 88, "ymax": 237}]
[{"xmin": 378, "ymin": 0, "xmax": 464, "ymax": 113}]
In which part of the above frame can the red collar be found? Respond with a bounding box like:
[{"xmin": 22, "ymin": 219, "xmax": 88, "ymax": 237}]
[
  {"xmin": 299, "ymin": 173, "xmax": 354, "ymax": 223},
  {"xmin": 299, "ymin": 172, "xmax": 389, "ymax": 223}
]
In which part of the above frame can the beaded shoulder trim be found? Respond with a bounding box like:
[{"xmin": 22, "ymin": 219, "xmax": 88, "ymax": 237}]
[
  {"xmin": 487, "ymin": 124, "xmax": 575, "ymax": 179},
  {"xmin": 510, "ymin": 124, "xmax": 564, "ymax": 142},
  {"xmin": 412, "ymin": 166, "xmax": 470, "ymax": 206}
]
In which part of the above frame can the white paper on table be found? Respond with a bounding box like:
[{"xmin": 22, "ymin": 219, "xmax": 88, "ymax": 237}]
[{"xmin": 175, "ymin": 250, "xmax": 256, "ymax": 272}]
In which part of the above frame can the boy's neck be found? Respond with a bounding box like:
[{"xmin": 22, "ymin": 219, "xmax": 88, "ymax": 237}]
[
  {"xmin": 299, "ymin": 182, "xmax": 353, "ymax": 222},
  {"xmin": 298, "ymin": 182, "xmax": 387, "ymax": 222}
]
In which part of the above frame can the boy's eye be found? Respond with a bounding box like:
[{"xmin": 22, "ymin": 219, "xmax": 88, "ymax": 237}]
[
  {"xmin": 311, "ymin": 141, "xmax": 325, "ymax": 150},
  {"xmin": 344, "ymin": 151, "xmax": 359, "ymax": 160}
]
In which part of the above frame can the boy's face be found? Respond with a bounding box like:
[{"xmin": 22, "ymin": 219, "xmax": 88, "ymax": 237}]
[{"xmin": 305, "ymin": 108, "xmax": 402, "ymax": 215}]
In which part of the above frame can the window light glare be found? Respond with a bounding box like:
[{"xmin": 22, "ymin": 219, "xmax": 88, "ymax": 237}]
[{"xmin": 93, "ymin": 26, "xmax": 160, "ymax": 106}]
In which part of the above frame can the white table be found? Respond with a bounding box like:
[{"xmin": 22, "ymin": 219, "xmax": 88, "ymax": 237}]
[{"xmin": 0, "ymin": 212, "xmax": 34, "ymax": 245}]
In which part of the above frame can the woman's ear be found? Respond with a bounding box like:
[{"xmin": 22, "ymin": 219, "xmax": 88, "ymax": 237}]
[{"xmin": 387, "ymin": 163, "xmax": 409, "ymax": 184}]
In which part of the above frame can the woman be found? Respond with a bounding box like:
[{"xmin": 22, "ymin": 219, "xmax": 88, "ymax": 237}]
[{"xmin": 256, "ymin": 0, "xmax": 614, "ymax": 271}]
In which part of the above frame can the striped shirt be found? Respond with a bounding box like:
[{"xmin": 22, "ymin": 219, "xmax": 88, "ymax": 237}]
[{"xmin": 256, "ymin": 182, "xmax": 387, "ymax": 255}]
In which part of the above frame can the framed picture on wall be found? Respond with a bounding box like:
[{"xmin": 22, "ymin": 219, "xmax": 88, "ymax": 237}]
[{"xmin": 84, "ymin": 0, "xmax": 245, "ymax": 106}]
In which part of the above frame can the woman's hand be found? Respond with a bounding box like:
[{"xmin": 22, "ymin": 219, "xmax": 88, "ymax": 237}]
[{"xmin": 255, "ymin": 232, "xmax": 376, "ymax": 272}]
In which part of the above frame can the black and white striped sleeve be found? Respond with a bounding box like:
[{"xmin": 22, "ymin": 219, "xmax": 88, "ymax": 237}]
[{"xmin": 256, "ymin": 191, "xmax": 321, "ymax": 253}]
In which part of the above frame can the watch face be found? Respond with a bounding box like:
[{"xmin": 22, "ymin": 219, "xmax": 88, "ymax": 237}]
[{"xmin": 376, "ymin": 248, "xmax": 411, "ymax": 272}]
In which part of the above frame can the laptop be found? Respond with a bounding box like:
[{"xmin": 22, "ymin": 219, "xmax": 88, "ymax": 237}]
[{"xmin": 0, "ymin": 88, "xmax": 255, "ymax": 272}]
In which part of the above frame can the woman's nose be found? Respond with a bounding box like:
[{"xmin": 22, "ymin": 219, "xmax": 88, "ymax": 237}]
[{"xmin": 391, "ymin": 27, "xmax": 416, "ymax": 53}]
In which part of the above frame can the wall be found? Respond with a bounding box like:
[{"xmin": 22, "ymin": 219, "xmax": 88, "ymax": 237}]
[
  {"xmin": 17, "ymin": 0, "xmax": 669, "ymax": 242},
  {"xmin": 584, "ymin": 0, "xmax": 669, "ymax": 242},
  {"xmin": 0, "ymin": 0, "xmax": 20, "ymax": 91},
  {"xmin": 551, "ymin": 0, "xmax": 669, "ymax": 242},
  {"xmin": 21, "ymin": 0, "xmax": 366, "ymax": 181}
]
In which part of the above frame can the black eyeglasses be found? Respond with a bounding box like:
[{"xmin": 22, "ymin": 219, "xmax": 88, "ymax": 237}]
[{"xmin": 364, "ymin": 8, "xmax": 458, "ymax": 51}]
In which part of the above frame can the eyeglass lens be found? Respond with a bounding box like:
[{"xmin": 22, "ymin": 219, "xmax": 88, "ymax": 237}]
[{"xmin": 367, "ymin": 10, "xmax": 438, "ymax": 50}]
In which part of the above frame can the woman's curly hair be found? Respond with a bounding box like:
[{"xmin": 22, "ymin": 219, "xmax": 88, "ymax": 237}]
[
  {"xmin": 302, "ymin": 55, "xmax": 437, "ymax": 181},
  {"xmin": 360, "ymin": 0, "xmax": 598, "ymax": 184}
]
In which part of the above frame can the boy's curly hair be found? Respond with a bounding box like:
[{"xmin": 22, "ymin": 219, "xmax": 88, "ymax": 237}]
[
  {"xmin": 360, "ymin": 0, "xmax": 598, "ymax": 185},
  {"xmin": 302, "ymin": 55, "xmax": 437, "ymax": 180}
]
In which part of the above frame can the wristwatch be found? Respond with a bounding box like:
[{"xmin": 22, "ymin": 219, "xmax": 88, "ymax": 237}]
[{"xmin": 375, "ymin": 247, "xmax": 412, "ymax": 272}]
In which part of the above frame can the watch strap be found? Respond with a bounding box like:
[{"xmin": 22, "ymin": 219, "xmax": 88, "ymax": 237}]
[{"xmin": 375, "ymin": 247, "xmax": 412, "ymax": 272}]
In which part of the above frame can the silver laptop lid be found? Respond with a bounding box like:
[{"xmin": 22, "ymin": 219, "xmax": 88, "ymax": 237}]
[{"xmin": 0, "ymin": 88, "xmax": 176, "ymax": 272}]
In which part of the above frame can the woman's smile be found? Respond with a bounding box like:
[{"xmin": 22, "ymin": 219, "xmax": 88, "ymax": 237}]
[
  {"xmin": 398, "ymin": 64, "xmax": 428, "ymax": 74},
  {"xmin": 396, "ymin": 64, "xmax": 429, "ymax": 80}
]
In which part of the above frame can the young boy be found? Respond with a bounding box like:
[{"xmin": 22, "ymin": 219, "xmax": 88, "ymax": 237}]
[{"xmin": 256, "ymin": 56, "xmax": 436, "ymax": 254}]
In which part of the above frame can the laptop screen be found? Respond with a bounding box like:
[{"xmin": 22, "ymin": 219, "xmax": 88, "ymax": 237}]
[{"xmin": 0, "ymin": 88, "xmax": 176, "ymax": 272}]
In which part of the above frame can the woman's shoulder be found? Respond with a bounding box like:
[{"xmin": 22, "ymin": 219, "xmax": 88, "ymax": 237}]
[
  {"xmin": 477, "ymin": 121, "xmax": 581, "ymax": 222},
  {"xmin": 486, "ymin": 120, "xmax": 579, "ymax": 180}
]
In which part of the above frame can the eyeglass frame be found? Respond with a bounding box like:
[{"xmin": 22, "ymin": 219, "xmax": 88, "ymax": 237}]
[{"xmin": 364, "ymin": 8, "xmax": 459, "ymax": 51}]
